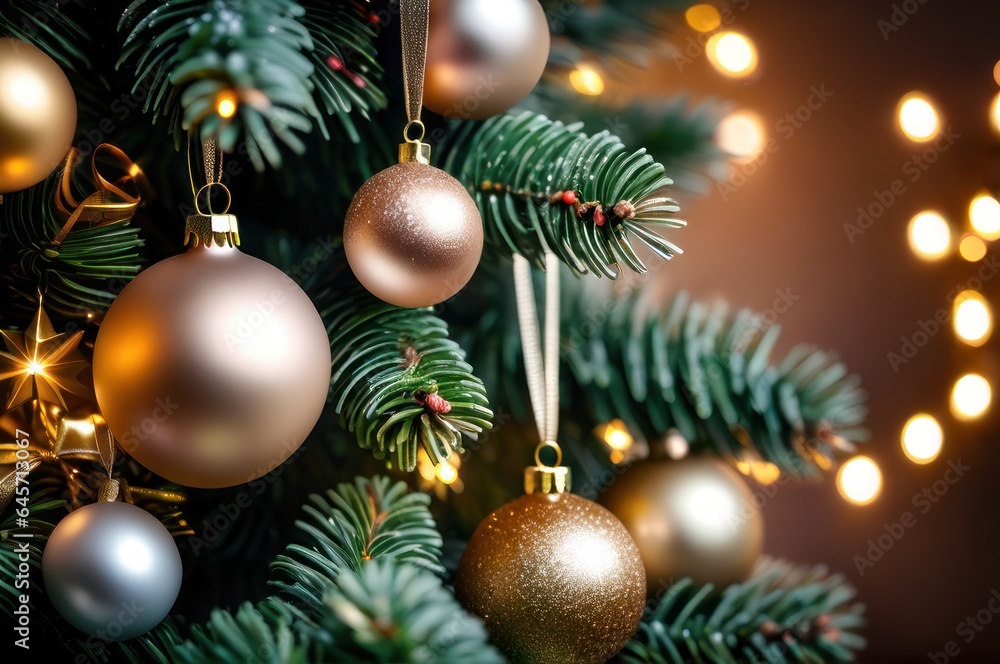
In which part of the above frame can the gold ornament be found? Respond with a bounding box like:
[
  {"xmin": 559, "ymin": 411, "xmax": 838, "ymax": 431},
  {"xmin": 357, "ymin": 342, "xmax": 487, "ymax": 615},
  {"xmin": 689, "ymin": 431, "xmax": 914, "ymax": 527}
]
[
  {"xmin": 0, "ymin": 38, "xmax": 77, "ymax": 194},
  {"xmin": 93, "ymin": 193, "xmax": 332, "ymax": 488},
  {"xmin": 456, "ymin": 459, "xmax": 646, "ymax": 664},
  {"xmin": 0, "ymin": 299, "xmax": 91, "ymax": 411},
  {"xmin": 424, "ymin": 0, "xmax": 550, "ymax": 119},
  {"xmin": 344, "ymin": 158, "xmax": 483, "ymax": 308},
  {"xmin": 599, "ymin": 455, "xmax": 764, "ymax": 594},
  {"xmin": 344, "ymin": 0, "xmax": 483, "ymax": 308}
]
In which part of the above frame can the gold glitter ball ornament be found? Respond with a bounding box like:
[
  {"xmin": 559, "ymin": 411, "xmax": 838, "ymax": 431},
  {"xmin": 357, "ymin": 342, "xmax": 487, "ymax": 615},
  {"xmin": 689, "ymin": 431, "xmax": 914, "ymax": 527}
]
[
  {"xmin": 343, "ymin": 160, "xmax": 483, "ymax": 308},
  {"xmin": 0, "ymin": 38, "xmax": 77, "ymax": 193},
  {"xmin": 456, "ymin": 465, "xmax": 646, "ymax": 664},
  {"xmin": 93, "ymin": 214, "xmax": 332, "ymax": 488},
  {"xmin": 599, "ymin": 455, "xmax": 764, "ymax": 594}
]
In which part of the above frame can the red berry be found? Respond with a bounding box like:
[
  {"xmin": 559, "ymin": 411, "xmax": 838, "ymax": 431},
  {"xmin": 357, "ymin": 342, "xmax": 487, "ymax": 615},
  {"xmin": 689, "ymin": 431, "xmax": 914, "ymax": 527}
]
[
  {"xmin": 424, "ymin": 393, "xmax": 452, "ymax": 414},
  {"xmin": 327, "ymin": 56, "xmax": 344, "ymax": 71},
  {"xmin": 367, "ymin": 12, "xmax": 380, "ymax": 24},
  {"xmin": 594, "ymin": 207, "xmax": 606, "ymax": 227},
  {"xmin": 561, "ymin": 190, "xmax": 577, "ymax": 205},
  {"xmin": 347, "ymin": 71, "xmax": 367, "ymax": 89}
]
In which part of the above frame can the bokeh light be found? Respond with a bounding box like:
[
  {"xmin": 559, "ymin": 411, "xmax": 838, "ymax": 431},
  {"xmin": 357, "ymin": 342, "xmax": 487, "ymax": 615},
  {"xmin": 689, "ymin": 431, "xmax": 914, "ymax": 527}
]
[
  {"xmin": 715, "ymin": 110, "xmax": 766, "ymax": 162},
  {"xmin": 969, "ymin": 193, "xmax": 1000, "ymax": 241},
  {"xmin": 216, "ymin": 91, "xmax": 238, "ymax": 119},
  {"xmin": 597, "ymin": 419, "xmax": 633, "ymax": 451},
  {"xmin": 685, "ymin": 4, "xmax": 721, "ymax": 32},
  {"xmin": 953, "ymin": 290, "xmax": 992, "ymax": 346},
  {"xmin": 569, "ymin": 66, "xmax": 605, "ymax": 96},
  {"xmin": 959, "ymin": 234, "xmax": 987, "ymax": 262},
  {"xmin": 897, "ymin": 93, "xmax": 939, "ymax": 142},
  {"xmin": 951, "ymin": 373, "xmax": 992, "ymax": 420},
  {"xmin": 837, "ymin": 456, "xmax": 882, "ymax": 506},
  {"xmin": 991, "ymin": 92, "xmax": 1000, "ymax": 135},
  {"xmin": 706, "ymin": 32, "xmax": 758, "ymax": 78},
  {"xmin": 907, "ymin": 211, "xmax": 951, "ymax": 260},
  {"xmin": 435, "ymin": 461, "xmax": 458, "ymax": 485},
  {"xmin": 901, "ymin": 414, "xmax": 943, "ymax": 464}
]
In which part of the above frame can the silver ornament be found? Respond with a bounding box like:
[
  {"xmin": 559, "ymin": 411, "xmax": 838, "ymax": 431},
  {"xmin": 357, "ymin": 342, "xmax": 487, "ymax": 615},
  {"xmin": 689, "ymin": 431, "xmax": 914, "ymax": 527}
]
[{"xmin": 42, "ymin": 502, "xmax": 182, "ymax": 641}]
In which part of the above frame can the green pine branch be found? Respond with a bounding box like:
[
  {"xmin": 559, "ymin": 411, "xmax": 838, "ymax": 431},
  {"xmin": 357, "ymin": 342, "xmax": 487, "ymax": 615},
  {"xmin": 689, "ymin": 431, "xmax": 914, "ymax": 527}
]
[
  {"xmin": 117, "ymin": 0, "xmax": 386, "ymax": 171},
  {"xmin": 121, "ymin": 477, "xmax": 499, "ymax": 664},
  {"xmin": 564, "ymin": 286, "xmax": 868, "ymax": 477},
  {"xmin": 620, "ymin": 557, "xmax": 866, "ymax": 664},
  {"xmin": 269, "ymin": 475, "xmax": 445, "ymax": 614},
  {"xmin": 315, "ymin": 279, "xmax": 493, "ymax": 472},
  {"xmin": 0, "ymin": 488, "xmax": 63, "ymax": 618},
  {"xmin": 444, "ymin": 111, "xmax": 685, "ymax": 279},
  {"xmin": 525, "ymin": 90, "xmax": 731, "ymax": 193},
  {"xmin": 453, "ymin": 265, "xmax": 867, "ymax": 478},
  {"xmin": 0, "ymin": 1, "xmax": 91, "ymax": 71},
  {"xmin": 0, "ymin": 165, "xmax": 145, "ymax": 323}
]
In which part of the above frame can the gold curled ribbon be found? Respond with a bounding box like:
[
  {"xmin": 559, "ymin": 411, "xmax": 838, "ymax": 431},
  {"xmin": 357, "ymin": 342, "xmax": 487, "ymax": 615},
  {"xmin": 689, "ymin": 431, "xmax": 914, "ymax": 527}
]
[{"xmin": 47, "ymin": 144, "xmax": 145, "ymax": 256}]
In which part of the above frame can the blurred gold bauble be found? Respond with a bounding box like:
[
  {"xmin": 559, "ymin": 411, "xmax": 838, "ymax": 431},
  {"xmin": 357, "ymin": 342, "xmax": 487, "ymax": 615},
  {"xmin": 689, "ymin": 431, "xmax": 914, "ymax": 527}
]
[
  {"xmin": 423, "ymin": 0, "xmax": 550, "ymax": 119},
  {"xmin": 599, "ymin": 456, "xmax": 764, "ymax": 594},
  {"xmin": 456, "ymin": 491, "xmax": 646, "ymax": 664},
  {"xmin": 343, "ymin": 161, "xmax": 483, "ymax": 308},
  {"xmin": 0, "ymin": 38, "xmax": 77, "ymax": 193},
  {"xmin": 93, "ymin": 233, "xmax": 332, "ymax": 488}
]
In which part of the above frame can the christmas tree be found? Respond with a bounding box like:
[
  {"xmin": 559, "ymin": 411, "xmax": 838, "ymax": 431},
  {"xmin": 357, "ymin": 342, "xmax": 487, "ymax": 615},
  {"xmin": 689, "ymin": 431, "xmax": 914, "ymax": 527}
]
[{"xmin": 0, "ymin": 1, "xmax": 871, "ymax": 662}]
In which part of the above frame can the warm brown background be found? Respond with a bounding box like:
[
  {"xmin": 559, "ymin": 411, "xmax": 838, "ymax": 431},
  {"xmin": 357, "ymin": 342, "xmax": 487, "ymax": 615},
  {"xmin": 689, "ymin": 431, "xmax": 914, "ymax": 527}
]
[{"xmin": 641, "ymin": 0, "xmax": 1000, "ymax": 661}]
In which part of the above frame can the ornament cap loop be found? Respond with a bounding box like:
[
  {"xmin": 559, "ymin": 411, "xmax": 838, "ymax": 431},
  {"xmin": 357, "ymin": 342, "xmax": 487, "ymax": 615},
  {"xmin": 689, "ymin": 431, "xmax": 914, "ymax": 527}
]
[
  {"xmin": 524, "ymin": 464, "xmax": 570, "ymax": 494},
  {"xmin": 185, "ymin": 213, "xmax": 241, "ymax": 249}
]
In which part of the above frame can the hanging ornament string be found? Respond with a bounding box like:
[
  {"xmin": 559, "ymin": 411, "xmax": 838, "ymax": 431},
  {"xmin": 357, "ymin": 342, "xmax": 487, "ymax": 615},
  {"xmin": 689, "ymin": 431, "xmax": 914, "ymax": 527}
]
[
  {"xmin": 399, "ymin": 0, "xmax": 432, "ymax": 162},
  {"xmin": 513, "ymin": 251, "xmax": 562, "ymax": 466},
  {"xmin": 95, "ymin": 420, "xmax": 120, "ymax": 503},
  {"xmin": 186, "ymin": 134, "xmax": 228, "ymax": 212},
  {"xmin": 400, "ymin": 0, "xmax": 430, "ymax": 128}
]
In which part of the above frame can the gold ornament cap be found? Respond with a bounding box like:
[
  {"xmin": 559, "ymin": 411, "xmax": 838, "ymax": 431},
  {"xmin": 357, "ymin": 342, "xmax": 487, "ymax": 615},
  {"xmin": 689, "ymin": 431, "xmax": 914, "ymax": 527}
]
[
  {"xmin": 185, "ymin": 213, "xmax": 240, "ymax": 248},
  {"xmin": 399, "ymin": 120, "xmax": 431, "ymax": 164},
  {"xmin": 185, "ymin": 182, "xmax": 240, "ymax": 248},
  {"xmin": 524, "ymin": 440, "xmax": 571, "ymax": 494}
]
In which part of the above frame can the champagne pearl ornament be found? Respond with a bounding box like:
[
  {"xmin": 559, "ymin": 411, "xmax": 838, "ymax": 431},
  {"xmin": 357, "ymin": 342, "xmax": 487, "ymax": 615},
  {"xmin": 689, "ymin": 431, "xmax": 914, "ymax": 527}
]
[
  {"xmin": 93, "ymin": 178, "xmax": 331, "ymax": 488},
  {"xmin": 0, "ymin": 37, "xmax": 77, "ymax": 193},
  {"xmin": 344, "ymin": 0, "xmax": 483, "ymax": 308},
  {"xmin": 600, "ymin": 454, "xmax": 764, "ymax": 594},
  {"xmin": 424, "ymin": 0, "xmax": 550, "ymax": 119},
  {"xmin": 43, "ymin": 498, "xmax": 182, "ymax": 640}
]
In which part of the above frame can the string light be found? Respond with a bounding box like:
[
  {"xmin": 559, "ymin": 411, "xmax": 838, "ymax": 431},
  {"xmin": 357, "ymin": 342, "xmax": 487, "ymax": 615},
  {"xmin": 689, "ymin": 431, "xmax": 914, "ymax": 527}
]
[
  {"xmin": 907, "ymin": 211, "xmax": 951, "ymax": 260},
  {"xmin": 435, "ymin": 461, "xmax": 458, "ymax": 485},
  {"xmin": 901, "ymin": 414, "xmax": 943, "ymax": 464},
  {"xmin": 216, "ymin": 91, "xmax": 238, "ymax": 119},
  {"xmin": 597, "ymin": 419, "xmax": 633, "ymax": 451},
  {"xmin": 569, "ymin": 67, "xmax": 605, "ymax": 96},
  {"xmin": 953, "ymin": 290, "xmax": 992, "ymax": 346},
  {"xmin": 706, "ymin": 32, "xmax": 758, "ymax": 78},
  {"xmin": 950, "ymin": 373, "xmax": 992, "ymax": 420},
  {"xmin": 836, "ymin": 456, "xmax": 882, "ymax": 506},
  {"xmin": 897, "ymin": 93, "xmax": 939, "ymax": 142},
  {"xmin": 969, "ymin": 193, "xmax": 1000, "ymax": 241},
  {"xmin": 750, "ymin": 461, "xmax": 780, "ymax": 485}
]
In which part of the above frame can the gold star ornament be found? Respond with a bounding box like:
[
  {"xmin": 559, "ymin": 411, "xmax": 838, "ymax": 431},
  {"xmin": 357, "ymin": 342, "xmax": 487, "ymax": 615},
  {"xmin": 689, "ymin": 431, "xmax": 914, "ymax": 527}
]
[{"xmin": 0, "ymin": 300, "xmax": 91, "ymax": 411}]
